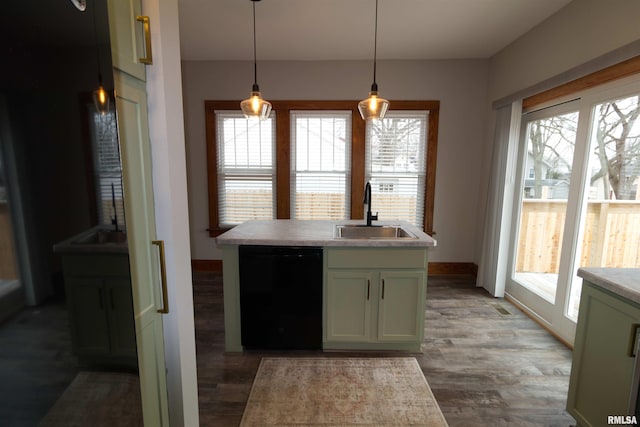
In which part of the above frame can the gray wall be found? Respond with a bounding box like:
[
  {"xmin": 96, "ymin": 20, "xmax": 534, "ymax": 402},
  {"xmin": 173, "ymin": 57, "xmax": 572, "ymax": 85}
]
[{"xmin": 181, "ymin": 59, "xmax": 489, "ymax": 263}]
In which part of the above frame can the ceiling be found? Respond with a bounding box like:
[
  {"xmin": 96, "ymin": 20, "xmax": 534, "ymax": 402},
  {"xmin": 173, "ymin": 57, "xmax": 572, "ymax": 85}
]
[{"xmin": 178, "ymin": 0, "xmax": 573, "ymax": 61}]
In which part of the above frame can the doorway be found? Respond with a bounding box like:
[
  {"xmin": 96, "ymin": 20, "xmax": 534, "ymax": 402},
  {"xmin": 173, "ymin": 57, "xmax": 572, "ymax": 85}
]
[{"xmin": 506, "ymin": 75, "xmax": 640, "ymax": 344}]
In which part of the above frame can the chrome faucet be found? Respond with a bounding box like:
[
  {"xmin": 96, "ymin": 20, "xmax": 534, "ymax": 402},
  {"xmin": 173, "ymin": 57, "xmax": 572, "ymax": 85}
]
[{"xmin": 363, "ymin": 181, "xmax": 378, "ymax": 226}]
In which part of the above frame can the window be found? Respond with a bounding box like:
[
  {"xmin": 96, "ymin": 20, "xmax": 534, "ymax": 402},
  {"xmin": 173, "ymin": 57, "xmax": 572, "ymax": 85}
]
[
  {"xmin": 214, "ymin": 111, "xmax": 275, "ymax": 227},
  {"xmin": 291, "ymin": 111, "xmax": 351, "ymax": 220},
  {"xmin": 365, "ymin": 111, "xmax": 428, "ymax": 227},
  {"xmin": 90, "ymin": 108, "xmax": 125, "ymax": 228},
  {"xmin": 205, "ymin": 100, "xmax": 440, "ymax": 235}
]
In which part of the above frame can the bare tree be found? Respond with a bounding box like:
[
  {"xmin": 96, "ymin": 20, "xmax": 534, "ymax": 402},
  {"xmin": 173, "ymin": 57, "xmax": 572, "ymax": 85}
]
[
  {"xmin": 369, "ymin": 118, "xmax": 422, "ymax": 170},
  {"xmin": 591, "ymin": 96, "xmax": 640, "ymax": 199},
  {"xmin": 527, "ymin": 113, "xmax": 577, "ymax": 198}
]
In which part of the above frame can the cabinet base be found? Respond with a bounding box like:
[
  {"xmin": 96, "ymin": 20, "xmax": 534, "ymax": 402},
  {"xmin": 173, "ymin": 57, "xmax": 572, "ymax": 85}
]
[{"xmin": 323, "ymin": 341, "xmax": 423, "ymax": 352}]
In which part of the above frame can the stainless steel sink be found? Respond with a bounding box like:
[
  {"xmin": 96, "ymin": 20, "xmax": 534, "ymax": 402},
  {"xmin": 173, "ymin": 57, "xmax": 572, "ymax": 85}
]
[
  {"xmin": 73, "ymin": 230, "xmax": 127, "ymax": 244},
  {"xmin": 334, "ymin": 224, "xmax": 418, "ymax": 239}
]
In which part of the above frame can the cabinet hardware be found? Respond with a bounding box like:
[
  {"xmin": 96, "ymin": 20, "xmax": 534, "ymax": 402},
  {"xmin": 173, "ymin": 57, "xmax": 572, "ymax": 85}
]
[
  {"xmin": 381, "ymin": 279, "xmax": 385, "ymax": 299},
  {"xmin": 152, "ymin": 240, "xmax": 169, "ymax": 314},
  {"xmin": 136, "ymin": 16, "xmax": 153, "ymax": 64},
  {"xmin": 367, "ymin": 280, "xmax": 370, "ymax": 300},
  {"xmin": 628, "ymin": 323, "xmax": 640, "ymax": 357}
]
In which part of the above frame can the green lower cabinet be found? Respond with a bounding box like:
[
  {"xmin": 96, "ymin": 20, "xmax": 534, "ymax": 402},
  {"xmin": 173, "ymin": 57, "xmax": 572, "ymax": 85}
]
[
  {"xmin": 63, "ymin": 255, "xmax": 137, "ymax": 368},
  {"xmin": 567, "ymin": 281, "xmax": 640, "ymax": 426},
  {"xmin": 377, "ymin": 271, "xmax": 425, "ymax": 343},
  {"xmin": 326, "ymin": 270, "xmax": 373, "ymax": 342},
  {"xmin": 324, "ymin": 248, "xmax": 427, "ymax": 352}
]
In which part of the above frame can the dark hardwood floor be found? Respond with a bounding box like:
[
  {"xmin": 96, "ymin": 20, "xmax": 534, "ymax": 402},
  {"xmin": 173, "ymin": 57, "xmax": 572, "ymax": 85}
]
[
  {"xmin": 194, "ymin": 271, "xmax": 576, "ymax": 427},
  {"xmin": 0, "ymin": 272, "xmax": 576, "ymax": 426},
  {"xmin": 0, "ymin": 297, "xmax": 78, "ymax": 426}
]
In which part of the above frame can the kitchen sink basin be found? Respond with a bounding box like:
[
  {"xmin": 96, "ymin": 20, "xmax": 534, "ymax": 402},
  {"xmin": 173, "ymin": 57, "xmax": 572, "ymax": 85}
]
[
  {"xmin": 73, "ymin": 230, "xmax": 127, "ymax": 244},
  {"xmin": 334, "ymin": 224, "xmax": 418, "ymax": 239}
]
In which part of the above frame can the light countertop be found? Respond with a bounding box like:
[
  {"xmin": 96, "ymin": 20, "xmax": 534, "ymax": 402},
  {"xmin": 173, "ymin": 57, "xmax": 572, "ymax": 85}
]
[
  {"xmin": 215, "ymin": 219, "xmax": 437, "ymax": 248},
  {"xmin": 577, "ymin": 268, "xmax": 640, "ymax": 305}
]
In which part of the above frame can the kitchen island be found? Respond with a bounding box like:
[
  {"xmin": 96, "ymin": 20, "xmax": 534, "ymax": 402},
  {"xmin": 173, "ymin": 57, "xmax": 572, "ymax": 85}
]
[
  {"xmin": 216, "ymin": 220, "xmax": 436, "ymax": 352},
  {"xmin": 567, "ymin": 268, "xmax": 640, "ymax": 426}
]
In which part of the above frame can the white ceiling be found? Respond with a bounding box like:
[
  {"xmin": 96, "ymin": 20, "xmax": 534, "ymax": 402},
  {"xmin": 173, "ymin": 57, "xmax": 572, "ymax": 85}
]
[{"xmin": 178, "ymin": 0, "xmax": 573, "ymax": 61}]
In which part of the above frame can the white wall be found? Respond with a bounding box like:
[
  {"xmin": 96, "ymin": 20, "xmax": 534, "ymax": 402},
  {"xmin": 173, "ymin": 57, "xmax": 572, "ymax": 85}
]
[
  {"xmin": 488, "ymin": 0, "xmax": 640, "ymax": 102},
  {"xmin": 181, "ymin": 59, "xmax": 489, "ymax": 263}
]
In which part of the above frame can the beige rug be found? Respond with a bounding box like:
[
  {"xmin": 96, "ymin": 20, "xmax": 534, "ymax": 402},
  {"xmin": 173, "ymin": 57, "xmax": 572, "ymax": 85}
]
[
  {"xmin": 240, "ymin": 357, "xmax": 449, "ymax": 427},
  {"xmin": 39, "ymin": 371, "xmax": 142, "ymax": 427}
]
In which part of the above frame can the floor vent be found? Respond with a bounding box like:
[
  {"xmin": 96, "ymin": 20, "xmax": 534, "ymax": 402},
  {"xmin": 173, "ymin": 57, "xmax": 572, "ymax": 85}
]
[{"xmin": 492, "ymin": 303, "xmax": 512, "ymax": 316}]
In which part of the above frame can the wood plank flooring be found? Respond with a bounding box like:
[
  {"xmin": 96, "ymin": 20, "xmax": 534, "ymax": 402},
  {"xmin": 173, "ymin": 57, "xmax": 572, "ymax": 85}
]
[
  {"xmin": 194, "ymin": 272, "xmax": 576, "ymax": 427},
  {"xmin": 0, "ymin": 272, "xmax": 576, "ymax": 426}
]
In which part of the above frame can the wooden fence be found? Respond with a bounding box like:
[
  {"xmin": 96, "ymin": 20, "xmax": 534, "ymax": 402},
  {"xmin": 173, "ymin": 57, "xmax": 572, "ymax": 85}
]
[{"xmin": 516, "ymin": 199, "xmax": 640, "ymax": 273}]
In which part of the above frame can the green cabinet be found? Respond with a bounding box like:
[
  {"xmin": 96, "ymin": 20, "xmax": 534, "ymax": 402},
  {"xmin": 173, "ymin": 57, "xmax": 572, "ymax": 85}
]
[
  {"xmin": 324, "ymin": 248, "xmax": 427, "ymax": 351},
  {"xmin": 107, "ymin": 0, "xmax": 147, "ymax": 80},
  {"xmin": 567, "ymin": 280, "xmax": 640, "ymax": 426},
  {"xmin": 62, "ymin": 254, "xmax": 137, "ymax": 368}
]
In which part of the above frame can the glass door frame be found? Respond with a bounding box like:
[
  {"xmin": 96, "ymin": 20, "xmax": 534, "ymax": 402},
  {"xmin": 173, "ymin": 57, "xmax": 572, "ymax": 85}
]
[{"xmin": 506, "ymin": 74, "xmax": 640, "ymax": 345}]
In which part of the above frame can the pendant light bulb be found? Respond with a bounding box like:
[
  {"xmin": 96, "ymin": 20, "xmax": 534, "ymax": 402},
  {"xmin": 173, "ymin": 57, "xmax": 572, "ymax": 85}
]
[
  {"xmin": 241, "ymin": 0, "xmax": 271, "ymax": 120},
  {"xmin": 93, "ymin": 80, "xmax": 110, "ymax": 115},
  {"xmin": 358, "ymin": 0, "xmax": 389, "ymax": 121}
]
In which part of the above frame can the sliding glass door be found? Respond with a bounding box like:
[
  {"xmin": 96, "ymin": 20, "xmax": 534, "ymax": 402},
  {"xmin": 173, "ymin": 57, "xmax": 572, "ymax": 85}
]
[{"xmin": 507, "ymin": 76, "xmax": 640, "ymax": 344}]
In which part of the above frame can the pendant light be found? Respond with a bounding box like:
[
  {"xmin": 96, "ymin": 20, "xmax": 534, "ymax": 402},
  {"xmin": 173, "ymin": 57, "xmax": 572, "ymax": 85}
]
[
  {"xmin": 240, "ymin": 0, "xmax": 272, "ymax": 120},
  {"xmin": 358, "ymin": 0, "xmax": 389, "ymax": 121},
  {"xmin": 91, "ymin": 1, "xmax": 109, "ymax": 115}
]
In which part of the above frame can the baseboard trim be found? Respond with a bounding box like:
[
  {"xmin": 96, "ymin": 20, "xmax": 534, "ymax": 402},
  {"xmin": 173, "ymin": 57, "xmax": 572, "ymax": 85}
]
[
  {"xmin": 428, "ymin": 262, "xmax": 478, "ymax": 277},
  {"xmin": 191, "ymin": 259, "xmax": 222, "ymax": 272},
  {"xmin": 191, "ymin": 259, "xmax": 478, "ymax": 277}
]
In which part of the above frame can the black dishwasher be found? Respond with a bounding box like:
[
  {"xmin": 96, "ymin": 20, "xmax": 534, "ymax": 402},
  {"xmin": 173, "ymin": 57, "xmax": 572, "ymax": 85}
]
[{"xmin": 239, "ymin": 245, "xmax": 323, "ymax": 350}]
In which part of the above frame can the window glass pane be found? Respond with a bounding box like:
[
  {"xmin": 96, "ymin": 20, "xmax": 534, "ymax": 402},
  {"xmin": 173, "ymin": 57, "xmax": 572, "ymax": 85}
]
[
  {"xmin": 91, "ymin": 108, "xmax": 125, "ymax": 228},
  {"xmin": 514, "ymin": 111, "xmax": 578, "ymax": 303},
  {"xmin": 291, "ymin": 111, "xmax": 351, "ymax": 220},
  {"xmin": 568, "ymin": 93, "xmax": 640, "ymax": 319},
  {"xmin": 216, "ymin": 112, "xmax": 275, "ymax": 226},
  {"xmin": 365, "ymin": 112, "xmax": 427, "ymax": 227}
]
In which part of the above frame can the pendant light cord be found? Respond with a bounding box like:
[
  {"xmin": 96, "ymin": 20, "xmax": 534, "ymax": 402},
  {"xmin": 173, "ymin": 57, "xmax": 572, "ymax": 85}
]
[
  {"xmin": 372, "ymin": 0, "xmax": 379, "ymax": 87},
  {"xmin": 91, "ymin": 2, "xmax": 103, "ymax": 84},
  {"xmin": 252, "ymin": 1, "xmax": 258, "ymax": 89}
]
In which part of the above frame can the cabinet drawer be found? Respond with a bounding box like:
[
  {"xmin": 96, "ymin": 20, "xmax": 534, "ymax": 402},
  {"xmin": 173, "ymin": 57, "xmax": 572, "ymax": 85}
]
[
  {"xmin": 62, "ymin": 254, "xmax": 130, "ymax": 277},
  {"xmin": 326, "ymin": 248, "xmax": 427, "ymax": 269}
]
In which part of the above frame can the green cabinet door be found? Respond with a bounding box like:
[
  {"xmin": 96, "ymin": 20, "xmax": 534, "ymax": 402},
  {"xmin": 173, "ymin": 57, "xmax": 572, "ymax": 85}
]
[
  {"xmin": 326, "ymin": 270, "xmax": 373, "ymax": 342},
  {"xmin": 567, "ymin": 281, "xmax": 640, "ymax": 426},
  {"xmin": 378, "ymin": 271, "xmax": 425, "ymax": 342},
  {"xmin": 106, "ymin": 278, "xmax": 137, "ymax": 358},
  {"xmin": 107, "ymin": 0, "xmax": 146, "ymax": 80},
  {"xmin": 66, "ymin": 278, "xmax": 110, "ymax": 356}
]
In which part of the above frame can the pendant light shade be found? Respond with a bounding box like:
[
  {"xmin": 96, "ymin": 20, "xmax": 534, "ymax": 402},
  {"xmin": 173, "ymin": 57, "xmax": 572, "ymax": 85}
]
[
  {"xmin": 241, "ymin": 0, "xmax": 271, "ymax": 120},
  {"xmin": 93, "ymin": 75, "xmax": 110, "ymax": 115},
  {"xmin": 359, "ymin": 0, "xmax": 389, "ymax": 121},
  {"xmin": 240, "ymin": 85, "xmax": 272, "ymax": 120},
  {"xmin": 358, "ymin": 83, "xmax": 389, "ymax": 121}
]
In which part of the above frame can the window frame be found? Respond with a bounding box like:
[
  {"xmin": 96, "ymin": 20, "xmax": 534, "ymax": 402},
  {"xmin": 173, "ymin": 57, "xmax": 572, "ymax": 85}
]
[{"xmin": 205, "ymin": 100, "xmax": 440, "ymax": 236}]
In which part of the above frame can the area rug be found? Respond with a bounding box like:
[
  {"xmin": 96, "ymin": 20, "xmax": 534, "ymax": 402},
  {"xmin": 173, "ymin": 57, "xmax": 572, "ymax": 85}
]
[
  {"xmin": 240, "ymin": 357, "xmax": 449, "ymax": 426},
  {"xmin": 38, "ymin": 371, "xmax": 142, "ymax": 427}
]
